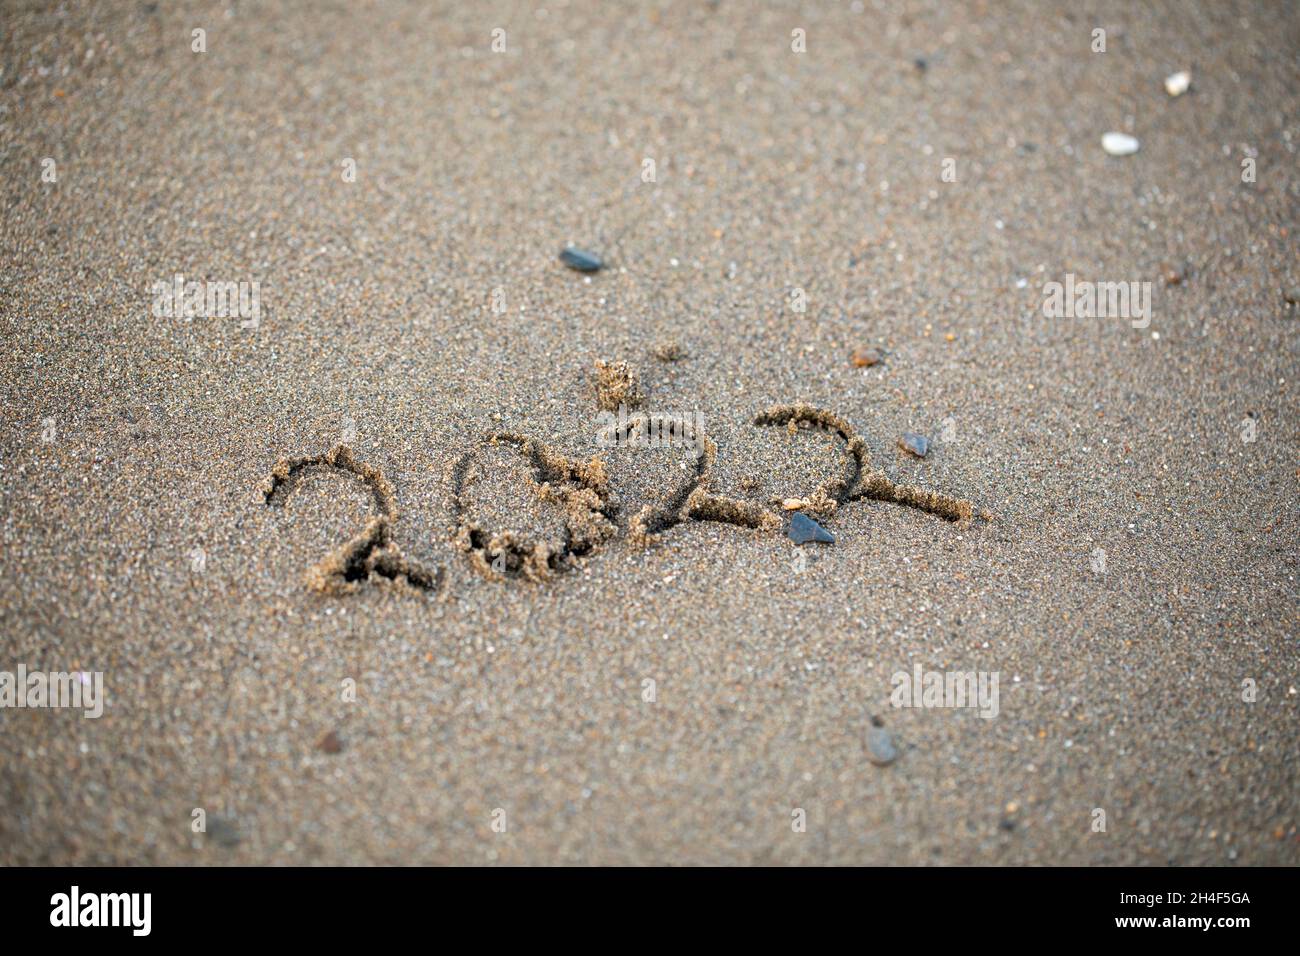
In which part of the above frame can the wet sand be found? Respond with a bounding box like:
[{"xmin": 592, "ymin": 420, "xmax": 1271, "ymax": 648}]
[{"xmin": 1, "ymin": 0, "xmax": 1296, "ymax": 864}]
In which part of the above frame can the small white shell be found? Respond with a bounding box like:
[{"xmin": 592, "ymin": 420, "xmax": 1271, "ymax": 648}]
[
  {"xmin": 1164, "ymin": 70, "xmax": 1191, "ymax": 97},
  {"xmin": 1101, "ymin": 132, "xmax": 1140, "ymax": 156}
]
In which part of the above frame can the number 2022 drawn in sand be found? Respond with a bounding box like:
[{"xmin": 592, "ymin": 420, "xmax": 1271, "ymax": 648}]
[{"xmin": 263, "ymin": 401, "xmax": 981, "ymax": 596}]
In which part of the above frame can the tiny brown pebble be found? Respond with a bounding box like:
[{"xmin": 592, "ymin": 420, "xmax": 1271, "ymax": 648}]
[
  {"xmin": 317, "ymin": 731, "xmax": 344, "ymax": 754},
  {"xmin": 850, "ymin": 347, "xmax": 883, "ymax": 367}
]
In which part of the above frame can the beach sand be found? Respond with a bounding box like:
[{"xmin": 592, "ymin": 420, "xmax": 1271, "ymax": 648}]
[{"xmin": 1, "ymin": 0, "xmax": 1296, "ymax": 864}]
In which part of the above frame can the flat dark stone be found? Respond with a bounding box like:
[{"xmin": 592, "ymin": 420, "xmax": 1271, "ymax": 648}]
[
  {"xmin": 788, "ymin": 511, "xmax": 834, "ymax": 545},
  {"xmin": 899, "ymin": 431, "xmax": 930, "ymax": 457},
  {"xmin": 559, "ymin": 247, "xmax": 603, "ymax": 272}
]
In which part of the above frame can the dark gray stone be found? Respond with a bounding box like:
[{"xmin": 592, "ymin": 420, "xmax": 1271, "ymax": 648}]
[
  {"xmin": 788, "ymin": 511, "xmax": 834, "ymax": 545},
  {"xmin": 206, "ymin": 816, "xmax": 242, "ymax": 848},
  {"xmin": 559, "ymin": 247, "xmax": 603, "ymax": 272}
]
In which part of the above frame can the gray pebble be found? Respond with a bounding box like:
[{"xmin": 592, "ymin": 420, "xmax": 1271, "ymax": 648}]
[
  {"xmin": 867, "ymin": 727, "xmax": 899, "ymax": 766},
  {"xmin": 206, "ymin": 816, "xmax": 242, "ymax": 848},
  {"xmin": 559, "ymin": 247, "xmax": 603, "ymax": 272},
  {"xmin": 788, "ymin": 511, "xmax": 834, "ymax": 544},
  {"xmin": 899, "ymin": 432, "xmax": 930, "ymax": 457}
]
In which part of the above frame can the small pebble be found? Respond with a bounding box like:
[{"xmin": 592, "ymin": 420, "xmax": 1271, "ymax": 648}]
[
  {"xmin": 206, "ymin": 816, "xmax": 242, "ymax": 848},
  {"xmin": 652, "ymin": 340, "xmax": 687, "ymax": 362},
  {"xmin": 850, "ymin": 347, "xmax": 884, "ymax": 368},
  {"xmin": 782, "ymin": 497, "xmax": 809, "ymax": 510},
  {"xmin": 1101, "ymin": 132, "xmax": 1140, "ymax": 156},
  {"xmin": 1284, "ymin": 288, "xmax": 1300, "ymax": 306},
  {"xmin": 559, "ymin": 246, "xmax": 603, "ymax": 272},
  {"xmin": 867, "ymin": 727, "xmax": 899, "ymax": 766},
  {"xmin": 899, "ymin": 432, "xmax": 930, "ymax": 457},
  {"xmin": 317, "ymin": 730, "xmax": 345, "ymax": 754},
  {"xmin": 1164, "ymin": 70, "xmax": 1191, "ymax": 97},
  {"xmin": 788, "ymin": 511, "xmax": 834, "ymax": 544}
]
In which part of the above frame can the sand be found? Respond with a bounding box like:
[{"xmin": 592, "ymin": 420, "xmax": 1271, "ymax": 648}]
[{"xmin": 0, "ymin": 0, "xmax": 1296, "ymax": 865}]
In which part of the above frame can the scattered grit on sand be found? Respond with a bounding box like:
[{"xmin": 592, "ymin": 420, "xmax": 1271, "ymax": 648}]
[{"xmin": 1, "ymin": 1, "xmax": 1297, "ymax": 865}]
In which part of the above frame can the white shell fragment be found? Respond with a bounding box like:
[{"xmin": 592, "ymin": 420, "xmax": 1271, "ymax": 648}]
[
  {"xmin": 1101, "ymin": 132, "xmax": 1140, "ymax": 156},
  {"xmin": 1164, "ymin": 70, "xmax": 1191, "ymax": 97}
]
